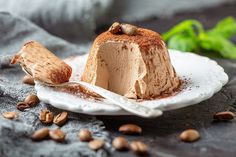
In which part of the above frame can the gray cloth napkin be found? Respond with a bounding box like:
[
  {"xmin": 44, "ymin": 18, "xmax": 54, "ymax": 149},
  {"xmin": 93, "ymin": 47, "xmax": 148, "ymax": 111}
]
[{"xmin": 0, "ymin": 12, "xmax": 111, "ymax": 157}]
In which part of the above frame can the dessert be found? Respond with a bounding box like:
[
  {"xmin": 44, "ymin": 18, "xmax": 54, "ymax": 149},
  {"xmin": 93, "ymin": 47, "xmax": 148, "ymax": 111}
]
[
  {"xmin": 82, "ymin": 23, "xmax": 180, "ymax": 99},
  {"xmin": 11, "ymin": 41, "xmax": 72, "ymax": 85}
]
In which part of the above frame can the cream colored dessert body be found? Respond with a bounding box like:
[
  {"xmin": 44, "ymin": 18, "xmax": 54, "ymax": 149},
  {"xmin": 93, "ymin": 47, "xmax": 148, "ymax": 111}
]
[{"xmin": 82, "ymin": 25, "xmax": 180, "ymax": 99}]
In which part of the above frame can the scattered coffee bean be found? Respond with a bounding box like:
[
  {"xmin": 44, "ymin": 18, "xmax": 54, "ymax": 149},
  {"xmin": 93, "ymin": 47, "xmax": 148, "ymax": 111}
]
[
  {"xmin": 24, "ymin": 94, "xmax": 39, "ymax": 107},
  {"xmin": 88, "ymin": 139, "xmax": 105, "ymax": 150},
  {"xmin": 22, "ymin": 75, "xmax": 35, "ymax": 85},
  {"xmin": 53, "ymin": 111, "xmax": 68, "ymax": 126},
  {"xmin": 49, "ymin": 129, "xmax": 66, "ymax": 142},
  {"xmin": 2, "ymin": 111, "xmax": 17, "ymax": 119},
  {"xmin": 180, "ymin": 129, "xmax": 200, "ymax": 142},
  {"xmin": 119, "ymin": 124, "xmax": 142, "ymax": 135},
  {"xmin": 16, "ymin": 102, "xmax": 30, "ymax": 111},
  {"xmin": 78, "ymin": 129, "xmax": 93, "ymax": 142},
  {"xmin": 130, "ymin": 141, "xmax": 148, "ymax": 155},
  {"xmin": 31, "ymin": 128, "xmax": 49, "ymax": 141},
  {"xmin": 213, "ymin": 111, "xmax": 235, "ymax": 121},
  {"xmin": 109, "ymin": 22, "xmax": 121, "ymax": 34},
  {"xmin": 39, "ymin": 109, "xmax": 54, "ymax": 124},
  {"xmin": 121, "ymin": 24, "xmax": 137, "ymax": 35},
  {"xmin": 112, "ymin": 137, "xmax": 129, "ymax": 151}
]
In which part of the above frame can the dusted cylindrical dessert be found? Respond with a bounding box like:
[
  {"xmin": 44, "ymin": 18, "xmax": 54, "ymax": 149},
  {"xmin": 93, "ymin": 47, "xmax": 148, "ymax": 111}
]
[{"xmin": 82, "ymin": 23, "xmax": 180, "ymax": 99}]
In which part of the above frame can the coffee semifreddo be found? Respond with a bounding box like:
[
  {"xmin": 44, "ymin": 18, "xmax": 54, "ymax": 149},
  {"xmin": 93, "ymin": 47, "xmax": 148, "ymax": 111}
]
[{"xmin": 82, "ymin": 23, "xmax": 180, "ymax": 99}]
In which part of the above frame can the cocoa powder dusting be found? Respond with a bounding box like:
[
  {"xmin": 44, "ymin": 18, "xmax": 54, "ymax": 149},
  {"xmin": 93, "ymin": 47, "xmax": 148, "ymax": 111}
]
[
  {"xmin": 136, "ymin": 77, "xmax": 189, "ymax": 102},
  {"xmin": 95, "ymin": 28, "xmax": 164, "ymax": 52},
  {"xmin": 58, "ymin": 85, "xmax": 102, "ymax": 102}
]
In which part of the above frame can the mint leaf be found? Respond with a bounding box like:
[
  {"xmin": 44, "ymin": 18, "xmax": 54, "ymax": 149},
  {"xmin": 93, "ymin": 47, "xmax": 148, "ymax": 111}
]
[
  {"xmin": 199, "ymin": 34, "xmax": 236, "ymax": 59},
  {"xmin": 162, "ymin": 20, "xmax": 203, "ymax": 41},
  {"xmin": 168, "ymin": 33, "xmax": 198, "ymax": 52},
  {"xmin": 214, "ymin": 16, "xmax": 235, "ymax": 28},
  {"xmin": 207, "ymin": 17, "xmax": 236, "ymax": 39}
]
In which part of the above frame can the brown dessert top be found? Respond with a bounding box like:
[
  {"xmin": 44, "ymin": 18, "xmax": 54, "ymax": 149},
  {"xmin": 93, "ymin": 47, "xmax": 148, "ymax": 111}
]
[{"xmin": 94, "ymin": 28, "xmax": 165, "ymax": 52}]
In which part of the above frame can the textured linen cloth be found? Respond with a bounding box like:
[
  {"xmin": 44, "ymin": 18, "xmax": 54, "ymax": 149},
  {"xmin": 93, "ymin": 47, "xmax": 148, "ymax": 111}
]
[{"xmin": 0, "ymin": 12, "xmax": 111, "ymax": 157}]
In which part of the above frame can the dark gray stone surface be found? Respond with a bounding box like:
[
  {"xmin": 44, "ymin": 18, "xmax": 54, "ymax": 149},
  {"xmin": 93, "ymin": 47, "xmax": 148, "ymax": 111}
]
[
  {"xmin": 0, "ymin": 12, "xmax": 110, "ymax": 157},
  {"xmin": 97, "ymin": 3, "xmax": 236, "ymax": 157},
  {"xmin": 99, "ymin": 68, "xmax": 236, "ymax": 157}
]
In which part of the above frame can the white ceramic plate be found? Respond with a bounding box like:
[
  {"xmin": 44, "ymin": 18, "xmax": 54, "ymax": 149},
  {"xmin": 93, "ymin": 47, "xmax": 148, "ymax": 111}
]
[{"xmin": 35, "ymin": 49, "xmax": 228, "ymax": 116}]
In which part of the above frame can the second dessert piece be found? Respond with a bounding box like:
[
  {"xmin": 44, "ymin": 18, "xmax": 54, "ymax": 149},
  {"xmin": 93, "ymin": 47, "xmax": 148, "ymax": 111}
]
[{"xmin": 11, "ymin": 41, "xmax": 72, "ymax": 85}]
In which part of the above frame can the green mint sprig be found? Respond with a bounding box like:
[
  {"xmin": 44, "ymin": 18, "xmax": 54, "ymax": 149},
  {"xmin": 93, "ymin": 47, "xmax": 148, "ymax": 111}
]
[{"xmin": 162, "ymin": 17, "xmax": 236, "ymax": 59}]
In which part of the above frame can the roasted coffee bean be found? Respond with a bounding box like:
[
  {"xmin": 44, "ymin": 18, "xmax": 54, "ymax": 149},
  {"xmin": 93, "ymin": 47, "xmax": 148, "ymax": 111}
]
[
  {"xmin": 78, "ymin": 129, "xmax": 93, "ymax": 142},
  {"xmin": 112, "ymin": 137, "xmax": 129, "ymax": 151},
  {"xmin": 24, "ymin": 94, "xmax": 39, "ymax": 107},
  {"xmin": 119, "ymin": 124, "xmax": 142, "ymax": 135},
  {"xmin": 2, "ymin": 111, "xmax": 17, "ymax": 119},
  {"xmin": 22, "ymin": 75, "xmax": 35, "ymax": 85},
  {"xmin": 31, "ymin": 128, "xmax": 49, "ymax": 141},
  {"xmin": 16, "ymin": 102, "xmax": 30, "ymax": 111},
  {"xmin": 88, "ymin": 139, "xmax": 104, "ymax": 150},
  {"xmin": 39, "ymin": 109, "xmax": 54, "ymax": 124},
  {"xmin": 213, "ymin": 111, "xmax": 235, "ymax": 121},
  {"xmin": 180, "ymin": 129, "xmax": 200, "ymax": 142},
  {"xmin": 121, "ymin": 24, "xmax": 137, "ymax": 35},
  {"xmin": 108, "ymin": 22, "xmax": 121, "ymax": 34},
  {"xmin": 53, "ymin": 111, "xmax": 68, "ymax": 126},
  {"xmin": 130, "ymin": 141, "xmax": 148, "ymax": 155},
  {"xmin": 49, "ymin": 129, "xmax": 65, "ymax": 142}
]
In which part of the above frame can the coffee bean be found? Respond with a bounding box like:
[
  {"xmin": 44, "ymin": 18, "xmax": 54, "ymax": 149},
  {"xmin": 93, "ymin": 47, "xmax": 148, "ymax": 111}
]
[
  {"xmin": 108, "ymin": 22, "xmax": 121, "ymax": 34},
  {"xmin": 130, "ymin": 141, "xmax": 148, "ymax": 155},
  {"xmin": 78, "ymin": 129, "xmax": 93, "ymax": 142},
  {"xmin": 121, "ymin": 24, "xmax": 137, "ymax": 35},
  {"xmin": 22, "ymin": 75, "xmax": 35, "ymax": 85},
  {"xmin": 180, "ymin": 129, "xmax": 200, "ymax": 142},
  {"xmin": 49, "ymin": 129, "xmax": 65, "ymax": 142},
  {"xmin": 88, "ymin": 139, "xmax": 104, "ymax": 150},
  {"xmin": 53, "ymin": 111, "xmax": 68, "ymax": 126},
  {"xmin": 31, "ymin": 128, "xmax": 49, "ymax": 141},
  {"xmin": 213, "ymin": 111, "xmax": 235, "ymax": 121},
  {"xmin": 2, "ymin": 111, "xmax": 17, "ymax": 119},
  {"xmin": 39, "ymin": 109, "xmax": 54, "ymax": 124},
  {"xmin": 16, "ymin": 102, "xmax": 30, "ymax": 111},
  {"xmin": 24, "ymin": 94, "xmax": 39, "ymax": 107},
  {"xmin": 112, "ymin": 137, "xmax": 129, "ymax": 151},
  {"xmin": 119, "ymin": 124, "xmax": 142, "ymax": 135}
]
